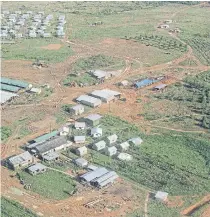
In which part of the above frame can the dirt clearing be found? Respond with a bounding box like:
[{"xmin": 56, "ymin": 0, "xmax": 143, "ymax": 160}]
[{"xmin": 41, "ymin": 44, "xmax": 62, "ymax": 50}]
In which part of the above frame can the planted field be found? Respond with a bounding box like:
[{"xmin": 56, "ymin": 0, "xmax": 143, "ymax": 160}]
[
  {"xmin": 18, "ymin": 170, "xmax": 76, "ymax": 200},
  {"xmin": 125, "ymin": 34, "xmax": 187, "ymax": 52},
  {"xmin": 187, "ymin": 37, "xmax": 210, "ymax": 65},
  {"xmin": 1, "ymin": 197, "xmax": 37, "ymax": 217},
  {"xmin": 87, "ymin": 115, "xmax": 210, "ymax": 195}
]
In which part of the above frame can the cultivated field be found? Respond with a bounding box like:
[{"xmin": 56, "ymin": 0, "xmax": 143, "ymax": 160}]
[{"xmin": 1, "ymin": 2, "xmax": 210, "ymax": 217}]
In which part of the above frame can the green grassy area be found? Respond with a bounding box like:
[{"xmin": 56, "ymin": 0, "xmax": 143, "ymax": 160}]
[
  {"xmin": 179, "ymin": 58, "xmax": 197, "ymax": 66},
  {"xmin": 1, "ymin": 197, "xmax": 38, "ymax": 217},
  {"xmin": 18, "ymin": 170, "xmax": 76, "ymax": 200},
  {"xmin": 1, "ymin": 39, "xmax": 74, "ymax": 63},
  {"xmin": 63, "ymin": 54, "xmax": 125, "ymax": 86},
  {"xmin": 155, "ymin": 71, "xmax": 210, "ymax": 129},
  {"xmin": 148, "ymin": 200, "xmax": 181, "ymax": 217},
  {"xmin": 85, "ymin": 115, "xmax": 210, "ymax": 195},
  {"xmin": 1, "ymin": 126, "xmax": 12, "ymax": 142}
]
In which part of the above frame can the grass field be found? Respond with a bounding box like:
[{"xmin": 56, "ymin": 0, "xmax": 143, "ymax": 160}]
[
  {"xmin": 2, "ymin": 39, "xmax": 74, "ymax": 63},
  {"xmin": 1, "ymin": 197, "xmax": 37, "ymax": 217},
  {"xmin": 18, "ymin": 170, "xmax": 76, "ymax": 200},
  {"xmin": 85, "ymin": 115, "xmax": 210, "ymax": 196}
]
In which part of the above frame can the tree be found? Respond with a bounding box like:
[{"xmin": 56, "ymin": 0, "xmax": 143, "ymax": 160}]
[
  {"xmin": 1, "ymin": 126, "xmax": 12, "ymax": 141},
  {"xmin": 202, "ymin": 116, "xmax": 209, "ymax": 129}
]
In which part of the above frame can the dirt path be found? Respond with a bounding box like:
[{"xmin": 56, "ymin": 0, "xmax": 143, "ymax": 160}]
[{"xmin": 144, "ymin": 193, "xmax": 149, "ymax": 217}]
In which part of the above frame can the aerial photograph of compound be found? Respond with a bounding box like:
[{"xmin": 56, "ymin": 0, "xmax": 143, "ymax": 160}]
[{"xmin": 1, "ymin": 1, "xmax": 210, "ymax": 217}]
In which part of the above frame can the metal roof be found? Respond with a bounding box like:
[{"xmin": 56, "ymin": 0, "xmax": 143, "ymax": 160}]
[
  {"xmin": 76, "ymin": 95, "xmax": 102, "ymax": 104},
  {"xmin": 43, "ymin": 152, "xmax": 59, "ymax": 161},
  {"xmin": 93, "ymin": 140, "xmax": 106, "ymax": 150},
  {"xmin": 74, "ymin": 136, "xmax": 86, "ymax": 142},
  {"xmin": 91, "ymin": 127, "xmax": 102, "ymax": 134},
  {"xmin": 106, "ymin": 146, "xmax": 117, "ymax": 153},
  {"xmin": 154, "ymin": 84, "xmax": 167, "ymax": 89},
  {"xmin": 155, "ymin": 191, "xmax": 168, "ymax": 200},
  {"xmin": 75, "ymin": 122, "xmax": 86, "ymax": 128},
  {"xmin": 28, "ymin": 163, "xmax": 47, "ymax": 172},
  {"xmin": 107, "ymin": 134, "xmax": 118, "ymax": 143},
  {"xmin": 117, "ymin": 153, "xmax": 133, "ymax": 161},
  {"xmin": 129, "ymin": 137, "xmax": 143, "ymax": 145},
  {"xmin": 134, "ymin": 79, "xmax": 157, "ymax": 88},
  {"xmin": 102, "ymin": 89, "xmax": 121, "ymax": 96},
  {"xmin": 80, "ymin": 167, "xmax": 109, "ymax": 182},
  {"xmin": 90, "ymin": 90, "xmax": 114, "ymax": 100},
  {"xmin": 1, "ymin": 77, "xmax": 29, "ymax": 88},
  {"xmin": 92, "ymin": 171, "xmax": 117, "ymax": 185},
  {"xmin": 98, "ymin": 173, "xmax": 119, "ymax": 187},
  {"xmin": 0, "ymin": 90, "xmax": 18, "ymax": 104},
  {"xmin": 0, "ymin": 83, "xmax": 20, "ymax": 92},
  {"xmin": 87, "ymin": 164, "xmax": 98, "ymax": 171},
  {"xmin": 8, "ymin": 151, "xmax": 32, "ymax": 165},
  {"xmin": 76, "ymin": 146, "xmax": 87, "ymax": 153},
  {"xmin": 35, "ymin": 136, "xmax": 67, "ymax": 154},
  {"xmin": 71, "ymin": 104, "xmax": 84, "ymax": 111},
  {"xmin": 118, "ymin": 141, "xmax": 130, "ymax": 150},
  {"xmin": 86, "ymin": 114, "xmax": 102, "ymax": 121},
  {"xmin": 91, "ymin": 70, "xmax": 107, "ymax": 79},
  {"xmin": 74, "ymin": 158, "xmax": 88, "ymax": 166},
  {"xmin": 33, "ymin": 130, "xmax": 58, "ymax": 143}
]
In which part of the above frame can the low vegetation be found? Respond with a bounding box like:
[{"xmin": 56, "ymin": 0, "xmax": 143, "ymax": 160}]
[
  {"xmin": 1, "ymin": 197, "xmax": 37, "ymax": 217},
  {"xmin": 187, "ymin": 37, "xmax": 210, "ymax": 65},
  {"xmin": 1, "ymin": 39, "xmax": 74, "ymax": 63},
  {"xmin": 1, "ymin": 126, "xmax": 12, "ymax": 142},
  {"xmin": 18, "ymin": 170, "xmax": 76, "ymax": 200},
  {"xmin": 87, "ymin": 115, "xmax": 210, "ymax": 195},
  {"xmin": 63, "ymin": 54, "xmax": 124, "ymax": 86},
  {"xmin": 124, "ymin": 34, "xmax": 187, "ymax": 52},
  {"xmin": 156, "ymin": 71, "xmax": 210, "ymax": 129}
]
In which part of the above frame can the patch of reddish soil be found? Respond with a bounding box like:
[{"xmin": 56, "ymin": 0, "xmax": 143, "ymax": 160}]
[
  {"xmin": 41, "ymin": 44, "xmax": 62, "ymax": 50},
  {"xmin": 167, "ymin": 196, "xmax": 184, "ymax": 208}
]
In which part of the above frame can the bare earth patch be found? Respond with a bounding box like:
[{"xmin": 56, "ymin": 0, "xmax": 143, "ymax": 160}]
[{"xmin": 41, "ymin": 44, "xmax": 62, "ymax": 50}]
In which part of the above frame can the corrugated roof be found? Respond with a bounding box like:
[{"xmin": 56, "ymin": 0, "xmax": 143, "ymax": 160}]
[
  {"xmin": 28, "ymin": 163, "xmax": 47, "ymax": 172},
  {"xmin": 86, "ymin": 114, "xmax": 102, "ymax": 121},
  {"xmin": 75, "ymin": 122, "xmax": 86, "ymax": 128},
  {"xmin": 75, "ymin": 158, "xmax": 88, "ymax": 166},
  {"xmin": 129, "ymin": 137, "xmax": 143, "ymax": 145},
  {"xmin": 71, "ymin": 104, "xmax": 84, "ymax": 111},
  {"xmin": 1, "ymin": 77, "xmax": 29, "ymax": 88},
  {"xmin": 34, "ymin": 130, "xmax": 58, "ymax": 143},
  {"xmin": 134, "ymin": 79, "xmax": 157, "ymax": 88},
  {"xmin": 0, "ymin": 90, "xmax": 18, "ymax": 104},
  {"xmin": 90, "ymin": 90, "xmax": 114, "ymax": 100},
  {"xmin": 8, "ymin": 151, "xmax": 32, "ymax": 165},
  {"xmin": 35, "ymin": 136, "xmax": 67, "ymax": 154},
  {"xmin": 76, "ymin": 95, "xmax": 102, "ymax": 104},
  {"xmin": 98, "ymin": 173, "xmax": 119, "ymax": 187},
  {"xmin": 80, "ymin": 167, "xmax": 109, "ymax": 182},
  {"xmin": 0, "ymin": 83, "xmax": 20, "ymax": 92},
  {"xmin": 91, "ymin": 127, "xmax": 102, "ymax": 134},
  {"xmin": 43, "ymin": 152, "xmax": 59, "ymax": 161},
  {"xmin": 102, "ymin": 89, "xmax": 121, "ymax": 96},
  {"xmin": 154, "ymin": 84, "xmax": 167, "ymax": 89},
  {"xmin": 92, "ymin": 171, "xmax": 117, "ymax": 185},
  {"xmin": 74, "ymin": 136, "xmax": 86, "ymax": 142}
]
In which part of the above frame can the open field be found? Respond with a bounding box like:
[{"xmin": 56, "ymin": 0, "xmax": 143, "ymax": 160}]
[
  {"xmin": 1, "ymin": 1, "xmax": 210, "ymax": 217},
  {"xmin": 1, "ymin": 197, "xmax": 37, "ymax": 217},
  {"xmin": 18, "ymin": 170, "xmax": 76, "ymax": 200}
]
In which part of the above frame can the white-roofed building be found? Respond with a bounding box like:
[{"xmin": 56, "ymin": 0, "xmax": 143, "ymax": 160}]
[
  {"xmin": 155, "ymin": 191, "xmax": 168, "ymax": 202},
  {"xmin": 90, "ymin": 90, "xmax": 115, "ymax": 103},
  {"xmin": 0, "ymin": 90, "xmax": 18, "ymax": 104},
  {"xmin": 74, "ymin": 136, "xmax": 86, "ymax": 144},
  {"xmin": 75, "ymin": 122, "xmax": 86, "ymax": 130},
  {"xmin": 129, "ymin": 137, "xmax": 143, "ymax": 146},
  {"xmin": 76, "ymin": 95, "xmax": 102, "ymax": 108},
  {"xmin": 92, "ymin": 140, "xmax": 106, "ymax": 151},
  {"xmin": 70, "ymin": 104, "xmax": 85, "ymax": 115},
  {"xmin": 117, "ymin": 153, "xmax": 133, "ymax": 161},
  {"xmin": 91, "ymin": 127, "xmax": 102, "ymax": 138},
  {"xmin": 74, "ymin": 158, "xmax": 88, "ymax": 167},
  {"xmin": 27, "ymin": 163, "xmax": 47, "ymax": 175},
  {"xmin": 8, "ymin": 151, "xmax": 33, "ymax": 170},
  {"xmin": 106, "ymin": 134, "xmax": 118, "ymax": 145},
  {"xmin": 76, "ymin": 146, "xmax": 88, "ymax": 156},
  {"xmin": 85, "ymin": 114, "xmax": 102, "ymax": 126},
  {"xmin": 117, "ymin": 141, "xmax": 130, "ymax": 151},
  {"xmin": 104, "ymin": 146, "xmax": 117, "ymax": 156}
]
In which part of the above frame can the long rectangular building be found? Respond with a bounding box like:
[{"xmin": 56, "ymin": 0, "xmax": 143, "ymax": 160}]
[
  {"xmin": 1, "ymin": 77, "xmax": 30, "ymax": 88},
  {"xmin": 0, "ymin": 90, "xmax": 18, "ymax": 104},
  {"xmin": 76, "ymin": 95, "xmax": 102, "ymax": 108}
]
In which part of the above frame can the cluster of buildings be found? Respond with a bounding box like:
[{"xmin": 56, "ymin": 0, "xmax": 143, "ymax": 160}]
[
  {"xmin": 1, "ymin": 10, "xmax": 66, "ymax": 40},
  {"xmin": 158, "ymin": 20, "xmax": 180, "ymax": 33},
  {"xmin": 0, "ymin": 77, "xmax": 42, "ymax": 105},
  {"xmin": 76, "ymin": 88, "xmax": 121, "ymax": 108}
]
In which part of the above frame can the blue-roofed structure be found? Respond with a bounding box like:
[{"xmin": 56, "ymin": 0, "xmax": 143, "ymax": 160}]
[{"xmin": 134, "ymin": 78, "xmax": 158, "ymax": 89}]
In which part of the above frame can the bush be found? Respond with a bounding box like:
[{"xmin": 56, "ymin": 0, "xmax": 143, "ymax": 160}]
[{"xmin": 1, "ymin": 126, "xmax": 12, "ymax": 142}]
